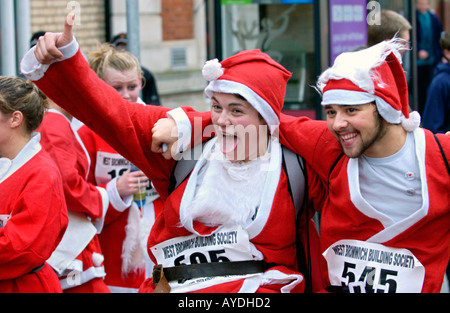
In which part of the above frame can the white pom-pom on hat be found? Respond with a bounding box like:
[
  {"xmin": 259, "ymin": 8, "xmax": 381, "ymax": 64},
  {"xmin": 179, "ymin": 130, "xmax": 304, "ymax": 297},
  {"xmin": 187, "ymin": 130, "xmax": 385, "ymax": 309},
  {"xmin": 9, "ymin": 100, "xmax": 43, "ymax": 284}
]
[
  {"xmin": 202, "ymin": 59, "xmax": 224, "ymax": 81},
  {"xmin": 401, "ymin": 111, "xmax": 421, "ymax": 132}
]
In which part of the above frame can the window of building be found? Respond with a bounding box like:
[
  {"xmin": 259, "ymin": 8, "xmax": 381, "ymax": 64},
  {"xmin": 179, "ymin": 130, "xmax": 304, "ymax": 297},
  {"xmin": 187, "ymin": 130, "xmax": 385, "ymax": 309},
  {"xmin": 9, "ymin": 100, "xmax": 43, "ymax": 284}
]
[{"xmin": 218, "ymin": 0, "xmax": 317, "ymax": 114}]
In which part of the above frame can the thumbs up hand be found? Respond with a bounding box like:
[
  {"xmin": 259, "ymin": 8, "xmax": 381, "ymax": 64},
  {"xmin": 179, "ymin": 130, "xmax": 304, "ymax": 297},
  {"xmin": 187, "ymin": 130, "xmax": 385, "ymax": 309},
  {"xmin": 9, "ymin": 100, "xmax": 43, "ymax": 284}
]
[{"xmin": 34, "ymin": 14, "xmax": 75, "ymax": 64}]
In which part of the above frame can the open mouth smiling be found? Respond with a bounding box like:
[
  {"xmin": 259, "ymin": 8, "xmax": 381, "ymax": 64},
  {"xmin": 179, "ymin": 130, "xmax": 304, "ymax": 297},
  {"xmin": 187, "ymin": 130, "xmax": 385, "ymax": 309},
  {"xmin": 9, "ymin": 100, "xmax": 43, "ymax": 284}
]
[{"xmin": 339, "ymin": 132, "xmax": 358, "ymax": 145}]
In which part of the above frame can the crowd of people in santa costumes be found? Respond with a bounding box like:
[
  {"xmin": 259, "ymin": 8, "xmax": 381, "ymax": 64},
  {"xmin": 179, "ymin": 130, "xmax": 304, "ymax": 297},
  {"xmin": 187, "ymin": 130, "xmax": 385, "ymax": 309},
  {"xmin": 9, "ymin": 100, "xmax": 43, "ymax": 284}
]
[
  {"xmin": 157, "ymin": 39, "xmax": 450, "ymax": 293},
  {"xmin": 0, "ymin": 12, "xmax": 445, "ymax": 293},
  {"xmin": 21, "ymin": 13, "xmax": 329, "ymax": 293}
]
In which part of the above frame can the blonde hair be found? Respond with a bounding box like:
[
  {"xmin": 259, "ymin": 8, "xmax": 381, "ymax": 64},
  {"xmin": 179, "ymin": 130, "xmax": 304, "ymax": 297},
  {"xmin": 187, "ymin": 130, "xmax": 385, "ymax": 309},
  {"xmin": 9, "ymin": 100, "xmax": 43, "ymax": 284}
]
[
  {"xmin": 88, "ymin": 43, "xmax": 143, "ymax": 80},
  {"xmin": 0, "ymin": 76, "xmax": 47, "ymax": 133}
]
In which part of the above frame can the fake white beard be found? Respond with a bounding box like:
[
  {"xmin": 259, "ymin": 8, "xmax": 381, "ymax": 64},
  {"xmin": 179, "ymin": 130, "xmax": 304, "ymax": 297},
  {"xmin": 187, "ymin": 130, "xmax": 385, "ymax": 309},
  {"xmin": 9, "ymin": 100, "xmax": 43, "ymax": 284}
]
[
  {"xmin": 121, "ymin": 203, "xmax": 152, "ymax": 275},
  {"xmin": 181, "ymin": 144, "xmax": 269, "ymax": 229}
]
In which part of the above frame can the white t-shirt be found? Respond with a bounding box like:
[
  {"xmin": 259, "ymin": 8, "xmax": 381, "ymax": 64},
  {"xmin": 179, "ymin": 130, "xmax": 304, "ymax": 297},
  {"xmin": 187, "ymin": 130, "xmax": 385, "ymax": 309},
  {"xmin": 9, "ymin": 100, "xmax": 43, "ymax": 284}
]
[{"xmin": 359, "ymin": 132, "xmax": 422, "ymax": 223}]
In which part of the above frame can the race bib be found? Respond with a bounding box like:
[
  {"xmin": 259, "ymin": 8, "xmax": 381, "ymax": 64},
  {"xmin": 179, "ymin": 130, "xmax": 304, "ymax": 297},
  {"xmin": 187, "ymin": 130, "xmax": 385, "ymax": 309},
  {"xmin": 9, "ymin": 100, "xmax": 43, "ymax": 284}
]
[
  {"xmin": 96, "ymin": 151, "xmax": 159, "ymax": 201},
  {"xmin": 323, "ymin": 239, "xmax": 425, "ymax": 293},
  {"xmin": 95, "ymin": 151, "xmax": 130, "ymax": 185},
  {"xmin": 151, "ymin": 226, "xmax": 257, "ymax": 293},
  {"xmin": 0, "ymin": 214, "xmax": 11, "ymax": 229}
]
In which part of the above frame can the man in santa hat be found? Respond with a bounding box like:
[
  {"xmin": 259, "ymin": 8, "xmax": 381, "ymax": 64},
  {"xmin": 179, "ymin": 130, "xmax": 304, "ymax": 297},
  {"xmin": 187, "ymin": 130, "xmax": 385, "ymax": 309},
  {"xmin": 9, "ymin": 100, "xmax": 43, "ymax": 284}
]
[
  {"xmin": 154, "ymin": 39, "xmax": 450, "ymax": 293},
  {"xmin": 262, "ymin": 39, "xmax": 449, "ymax": 293},
  {"xmin": 301, "ymin": 39, "xmax": 448, "ymax": 293},
  {"xmin": 21, "ymin": 14, "xmax": 325, "ymax": 293}
]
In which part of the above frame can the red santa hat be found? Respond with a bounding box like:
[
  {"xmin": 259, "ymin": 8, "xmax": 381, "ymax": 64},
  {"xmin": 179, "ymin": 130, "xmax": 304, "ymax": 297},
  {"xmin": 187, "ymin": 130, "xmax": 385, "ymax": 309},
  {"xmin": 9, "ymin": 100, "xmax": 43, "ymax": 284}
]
[
  {"xmin": 202, "ymin": 50, "xmax": 292, "ymax": 132},
  {"xmin": 318, "ymin": 39, "xmax": 420, "ymax": 132}
]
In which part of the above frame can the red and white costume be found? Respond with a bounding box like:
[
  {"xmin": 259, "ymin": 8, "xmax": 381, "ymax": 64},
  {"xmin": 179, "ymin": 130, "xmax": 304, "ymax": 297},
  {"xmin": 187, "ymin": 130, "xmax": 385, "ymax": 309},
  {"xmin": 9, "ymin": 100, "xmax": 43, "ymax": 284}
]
[
  {"xmin": 21, "ymin": 40, "xmax": 326, "ymax": 293},
  {"xmin": 279, "ymin": 40, "xmax": 450, "ymax": 293},
  {"xmin": 37, "ymin": 110, "xmax": 110, "ymax": 292},
  {"xmin": 78, "ymin": 125, "xmax": 164, "ymax": 293},
  {"xmin": 280, "ymin": 120, "xmax": 450, "ymax": 293},
  {"xmin": 0, "ymin": 133, "xmax": 68, "ymax": 293}
]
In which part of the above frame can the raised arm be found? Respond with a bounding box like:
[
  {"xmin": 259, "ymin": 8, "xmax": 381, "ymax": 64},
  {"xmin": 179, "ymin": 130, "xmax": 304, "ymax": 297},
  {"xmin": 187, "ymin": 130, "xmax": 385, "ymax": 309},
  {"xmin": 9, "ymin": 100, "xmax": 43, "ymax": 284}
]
[{"xmin": 21, "ymin": 15, "xmax": 175, "ymax": 199}]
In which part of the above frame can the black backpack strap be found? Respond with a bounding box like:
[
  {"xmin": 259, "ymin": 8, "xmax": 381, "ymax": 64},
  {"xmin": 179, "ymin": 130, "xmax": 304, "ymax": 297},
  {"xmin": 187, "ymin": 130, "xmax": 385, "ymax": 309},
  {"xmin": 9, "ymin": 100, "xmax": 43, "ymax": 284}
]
[
  {"xmin": 168, "ymin": 141, "xmax": 209, "ymax": 194},
  {"xmin": 168, "ymin": 156, "xmax": 198, "ymax": 194},
  {"xmin": 281, "ymin": 146, "xmax": 313, "ymax": 292},
  {"xmin": 281, "ymin": 146, "xmax": 306, "ymax": 220},
  {"xmin": 434, "ymin": 134, "xmax": 450, "ymax": 179},
  {"xmin": 328, "ymin": 152, "xmax": 344, "ymax": 182}
]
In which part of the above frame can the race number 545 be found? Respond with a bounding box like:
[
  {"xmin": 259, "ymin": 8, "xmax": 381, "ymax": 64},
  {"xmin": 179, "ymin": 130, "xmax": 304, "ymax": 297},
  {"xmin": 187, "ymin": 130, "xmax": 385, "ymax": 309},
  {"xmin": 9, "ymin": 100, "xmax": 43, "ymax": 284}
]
[{"xmin": 341, "ymin": 261, "xmax": 398, "ymax": 293}]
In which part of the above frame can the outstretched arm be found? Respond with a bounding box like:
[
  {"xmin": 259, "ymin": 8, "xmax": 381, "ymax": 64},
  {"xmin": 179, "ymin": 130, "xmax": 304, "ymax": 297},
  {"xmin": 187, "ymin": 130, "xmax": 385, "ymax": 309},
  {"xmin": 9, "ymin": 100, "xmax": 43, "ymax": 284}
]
[{"xmin": 21, "ymin": 14, "xmax": 175, "ymax": 199}]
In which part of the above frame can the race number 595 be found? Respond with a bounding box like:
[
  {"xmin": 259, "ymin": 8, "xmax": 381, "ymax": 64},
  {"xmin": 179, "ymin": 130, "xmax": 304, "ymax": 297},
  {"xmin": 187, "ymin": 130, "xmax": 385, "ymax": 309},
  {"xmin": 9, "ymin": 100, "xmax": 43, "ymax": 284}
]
[{"xmin": 174, "ymin": 249, "xmax": 230, "ymax": 266}]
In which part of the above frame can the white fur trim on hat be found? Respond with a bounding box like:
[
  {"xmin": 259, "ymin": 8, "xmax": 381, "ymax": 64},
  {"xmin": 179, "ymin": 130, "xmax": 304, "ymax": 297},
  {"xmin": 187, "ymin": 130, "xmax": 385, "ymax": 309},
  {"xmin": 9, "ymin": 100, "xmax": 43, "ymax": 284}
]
[
  {"xmin": 205, "ymin": 79, "xmax": 280, "ymax": 132},
  {"xmin": 322, "ymin": 89, "xmax": 376, "ymax": 106},
  {"xmin": 322, "ymin": 88, "xmax": 415, "ymax": 129},
  {"xmin": 374, "ymin": 97, "xmax": 403, "ymax": 125}
]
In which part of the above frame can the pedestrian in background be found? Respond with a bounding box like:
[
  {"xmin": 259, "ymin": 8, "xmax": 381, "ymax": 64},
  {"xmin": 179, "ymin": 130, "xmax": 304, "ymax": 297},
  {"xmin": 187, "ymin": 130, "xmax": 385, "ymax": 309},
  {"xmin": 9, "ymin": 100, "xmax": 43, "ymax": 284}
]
[
  {"xmin": 416, "ymin": 0, "xmax": 443, "ymax": 116},
  {"xmin": 422, "ymin": 30, "xmax": 450, "ymax": 134},
  {"xmin": 367, "ymin": 9, "xmax": 411, "ymax": 57}
]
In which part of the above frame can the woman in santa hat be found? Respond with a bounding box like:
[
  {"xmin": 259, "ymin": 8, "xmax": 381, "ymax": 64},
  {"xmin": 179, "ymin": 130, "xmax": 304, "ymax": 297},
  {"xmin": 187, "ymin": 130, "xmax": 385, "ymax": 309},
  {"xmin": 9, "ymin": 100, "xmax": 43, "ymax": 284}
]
[
  {"xmin": 21, "ymin": 14, "xmax": 325, "ymax": 293},
  {"xmin": 0, "ymin": 76, "xmax": 68, "ymax": 293}
]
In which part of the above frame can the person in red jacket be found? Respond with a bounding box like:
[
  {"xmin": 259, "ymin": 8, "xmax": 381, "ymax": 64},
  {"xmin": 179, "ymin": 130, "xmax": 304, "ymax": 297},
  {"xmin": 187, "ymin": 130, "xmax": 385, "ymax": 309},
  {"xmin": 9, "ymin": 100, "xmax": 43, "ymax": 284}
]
[
  {"xmin": 79, "ymin": 43, "xmax": 163, "ymax": 293},
  {"xmin": 21, "ymin": 15, "xmax": 326, "ymax": 293},
  {"xmin": 294, "ymin": 39, "xmax": 449, "ymax": 293},
  {"xmin": 37, "ymin": 97, "xmax": 110, "ymax": 293},
  {"xmin": 0, "ymin": 76, "xmax": 68, "ymax": 293}
]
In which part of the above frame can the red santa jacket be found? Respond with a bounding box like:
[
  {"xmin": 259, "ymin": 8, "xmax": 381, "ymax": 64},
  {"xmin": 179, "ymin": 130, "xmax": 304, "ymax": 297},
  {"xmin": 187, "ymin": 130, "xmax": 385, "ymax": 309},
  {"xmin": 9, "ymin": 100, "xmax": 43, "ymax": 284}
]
[
  {"xmin": 78, "ymin": 125, "xmax": 163, "ymax": 292},
  {"xmin": 0, "ymin": 134, "xmax": 68, "ymax": 293},
  {"xmin": 38, "ymin": 110, "xmax": 109, "ymax": 290},
  {"xmin": 29, "ymin": 48, "xmax": 329, "ymax": 293}
]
